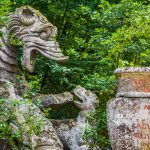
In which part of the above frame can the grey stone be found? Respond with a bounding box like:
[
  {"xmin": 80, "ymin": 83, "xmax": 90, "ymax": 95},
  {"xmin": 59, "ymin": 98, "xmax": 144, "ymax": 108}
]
[
  {"xmin": 35, "ymin": 92, "xmax": 73, "ymax": 108},
  {"xmin": 107, "ymin": 67, "xmax": 150, "ymax": 150},
  {"xmin": 40, "ymin": 86, "xmax": 98, "ymax": 150}
]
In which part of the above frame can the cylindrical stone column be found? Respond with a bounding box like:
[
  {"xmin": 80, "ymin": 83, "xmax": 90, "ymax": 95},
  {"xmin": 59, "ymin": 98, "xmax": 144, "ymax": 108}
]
[{"xmin": 107, "ymin": 67, "xmax": 150, "ymax": 150}]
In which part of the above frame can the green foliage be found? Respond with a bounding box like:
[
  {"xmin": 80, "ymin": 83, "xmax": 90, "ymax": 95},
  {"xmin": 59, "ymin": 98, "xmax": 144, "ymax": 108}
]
[
  {"xmin": 50, "ymin": 103, "xmax": 80, "ymax": 119},
  {"xmin": 0, "ymin": 99, "xmax": 44, "ymax": 149},
  {"xmin": 84, "ymin": 110, "xmax": 111, "ymax": 149},
  {"xmin": 0, "ymin": 0, "xmax": 13, "ymax": 25},
  {"xmin": 9, "ymin": 34, "xmax": 23, "ymax": 46}
]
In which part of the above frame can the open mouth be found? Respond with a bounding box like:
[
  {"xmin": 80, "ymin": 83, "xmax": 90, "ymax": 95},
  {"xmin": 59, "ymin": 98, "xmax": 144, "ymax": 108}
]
[
  {"xmin": 38, "ymin": 49, "xmax": 68, "ymax": 62},
  {"xmin": 22, "ymin": 41, "xmax": 68, "ymax": 73}
]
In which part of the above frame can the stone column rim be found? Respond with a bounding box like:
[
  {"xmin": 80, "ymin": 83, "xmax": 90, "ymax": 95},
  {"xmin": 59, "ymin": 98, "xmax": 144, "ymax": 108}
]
[{"xmin": 114, "ymin": 67, "xmax": 150, "ymax": 74}]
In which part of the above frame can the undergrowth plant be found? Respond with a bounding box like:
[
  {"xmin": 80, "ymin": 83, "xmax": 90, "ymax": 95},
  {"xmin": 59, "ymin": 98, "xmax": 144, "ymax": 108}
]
[{"xmin": 0, "ymin": 98, "xmax": 44, "ymax": 150}]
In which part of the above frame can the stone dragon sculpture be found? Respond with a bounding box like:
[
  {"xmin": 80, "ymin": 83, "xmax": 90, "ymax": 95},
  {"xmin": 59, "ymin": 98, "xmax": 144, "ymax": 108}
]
[
  {"xmin": 0, "ymin": 6, "xmax": 97, "ymax": 150},
  {"xmin": 0, "ymin": 6, "xmax": 68, "ymax": 150},
  {"xmin": 0, "ymin": 6, "xmax": 68, "ymax": 82}
]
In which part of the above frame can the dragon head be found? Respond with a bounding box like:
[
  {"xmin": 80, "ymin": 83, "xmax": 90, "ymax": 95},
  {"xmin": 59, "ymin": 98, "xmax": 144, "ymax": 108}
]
[{"xmin": 7, "ymin": 6, "xmax": 68, "ymax": 72}]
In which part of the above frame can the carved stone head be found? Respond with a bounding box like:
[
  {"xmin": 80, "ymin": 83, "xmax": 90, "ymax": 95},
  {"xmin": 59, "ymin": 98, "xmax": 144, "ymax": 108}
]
[{"xmin": 7, "ymin": 6, "xmax": 68, "ymax": 72}]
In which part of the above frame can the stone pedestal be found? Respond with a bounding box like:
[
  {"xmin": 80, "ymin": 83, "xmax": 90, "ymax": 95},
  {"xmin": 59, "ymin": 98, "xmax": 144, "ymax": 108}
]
[{"xmin": 107, "ymin": 67, "xmax": 150, "ymax": 150}]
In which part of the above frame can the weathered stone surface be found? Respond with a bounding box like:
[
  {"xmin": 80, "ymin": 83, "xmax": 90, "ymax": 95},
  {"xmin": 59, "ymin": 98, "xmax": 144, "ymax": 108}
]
[
  {"xmin": 43, "ymin": 86, "xmax": 98, "ymax": 150},
  {"xmin": 51, "ymin": 119, "xmax": 75, "ymax": 150},
  {"xmin": 115, "ymin": 67, "xmax": 150, "ymax": 97},
  {"xmin": 107, "ymin": 97, "xmax": 150, "ymax": 150},
  {"xmin": 0, "ymin": 80, "xmax": 64, "ymax": 150},
  {"xmin": 35, "ymin": 92, "xmax": 73, "ymax": 108},
  {"xmin": 73, "ymin": 85, "xmax": 96, "ymax": 110},
  {"xmin": 107, "ymin": 67, "xmax": 150, "ymax": 150},
  {"xmin": 0, "ymin": 80, "xmax": 16, "ymax": 99}
]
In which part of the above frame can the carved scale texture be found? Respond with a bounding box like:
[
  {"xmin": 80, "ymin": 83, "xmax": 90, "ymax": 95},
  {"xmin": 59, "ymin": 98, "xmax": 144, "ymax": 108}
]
[
  {"xmin": 0, "ymin": 31, "xmax": 17, "ymax": 81},
  {"xmin": 0, "ymin": 12, "xmax": 28, "ymax": 82},
  {"xmin": 0, "ymin": 12, "xmax": 24, "ymax": 81}
]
